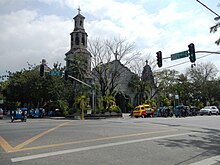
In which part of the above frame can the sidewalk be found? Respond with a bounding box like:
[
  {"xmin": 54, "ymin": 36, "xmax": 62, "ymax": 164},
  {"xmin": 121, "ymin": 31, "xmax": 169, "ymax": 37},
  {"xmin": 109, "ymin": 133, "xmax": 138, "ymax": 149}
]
[{"xmin": 122, "ymin": 113, "xmax": 131, "ymax": 119}]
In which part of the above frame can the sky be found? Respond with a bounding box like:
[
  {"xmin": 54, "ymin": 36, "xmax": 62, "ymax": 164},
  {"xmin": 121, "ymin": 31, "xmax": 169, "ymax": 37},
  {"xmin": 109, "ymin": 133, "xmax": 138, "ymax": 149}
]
[{"xmin": 0, "ymin": 0, "xmax": 220, "ymax": 78}]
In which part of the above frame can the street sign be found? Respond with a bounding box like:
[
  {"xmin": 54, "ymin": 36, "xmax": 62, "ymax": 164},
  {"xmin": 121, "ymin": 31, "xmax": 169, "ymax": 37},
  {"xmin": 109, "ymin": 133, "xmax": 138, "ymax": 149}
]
[
  {"xmin": 49, "ymin": 71, "xmax": 63, "ymax": 76},
  {"xmin": 171, "ymin": 50, "xmax": 189, "ymax": 61}
]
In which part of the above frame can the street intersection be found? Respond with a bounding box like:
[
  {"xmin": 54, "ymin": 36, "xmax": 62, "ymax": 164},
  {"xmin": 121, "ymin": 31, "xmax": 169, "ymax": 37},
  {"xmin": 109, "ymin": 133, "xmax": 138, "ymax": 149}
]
[{"xmin": 0, "ymin": 116, "xmax": 220, "ymax": 165}]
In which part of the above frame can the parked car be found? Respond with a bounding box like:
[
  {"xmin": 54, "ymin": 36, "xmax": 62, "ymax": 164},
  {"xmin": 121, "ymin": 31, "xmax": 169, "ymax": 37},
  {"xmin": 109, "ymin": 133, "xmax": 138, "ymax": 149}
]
[
  {"xmin": 0, "ymin": 108, "xmax": 3, "ymax": 119},
  {"xmin": 199, "ymin": 106, "xmax": 219, "ymax": 115},
  {"xmin": 188, "ymin": 106, "xmax": 198, "ymax": 116}
]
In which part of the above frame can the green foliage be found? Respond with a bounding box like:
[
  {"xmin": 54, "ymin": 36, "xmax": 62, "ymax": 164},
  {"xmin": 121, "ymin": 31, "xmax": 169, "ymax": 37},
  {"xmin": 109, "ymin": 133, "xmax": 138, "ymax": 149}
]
[
  {"xmin": 196, "ymin": 101, "xmax": 204, "ymax": 110},
  {"xmin": 45, "ymin": 99, "xmax": 69, "ymax": 116},
  {"xmin": 65, "ymin": 54, "xmax": 88, "ymax": 81},
  {"xmin": 103, "ymin": 95, "xmax": 121, "ymax": 113},
  {"xmin": 2, "ymin": 64, "xmax": 70, "ymax": 110},
  {"xmin": 68, "ymin": 107, "xmax": 80, "ymax": 115},
  {"xmin": 103, "ymin": 95, "xmax": 115, "ymax": 110},
  {"xmin": 154, "ymin": 69, "xmax": 179, "ymax": 96},
  {"xmin": 95, "ymin": 95, "xmax": 121, "ymax": 113},
  {"xmin": 154, "ymin": 63, "xmax": 220, "ymax": 107},
  {"xmin": 145, "ymin": 98, "xmax": 157, "ymax": 109},
  {"xmin": 129, "ymin": 74, "xmax": 151, "ymax": 105},
  {"xmin": 96, "ymin": 97, "xmax": 104, "ymax": 114},
  {"xmin": 5, "ymin": 101, "xmax": 21, "ymax": 110},
  {"xmin": 109, "ymin": 104, "xmax": 121, "ymax": 113},
  {"xmin": 127, "ymin": 102, "xmax": 133, "ymax": 110},
  {"xmin": 210, "ymin": 23, "xmax": 220, "ymax": 45},
  {"xmin": 159, "ymin": 96, "xmax": 171, "ymax": 107},
  {"xmin": 57, "ymin": 100, "xmax": 69, "ymax": 116}
]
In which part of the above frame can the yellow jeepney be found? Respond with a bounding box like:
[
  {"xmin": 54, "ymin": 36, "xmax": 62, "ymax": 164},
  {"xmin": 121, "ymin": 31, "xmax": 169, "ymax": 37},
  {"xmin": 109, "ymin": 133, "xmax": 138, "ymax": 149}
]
[{"xmin": 133, "ymin": 104, "xmax": 154, "ymax": 118}]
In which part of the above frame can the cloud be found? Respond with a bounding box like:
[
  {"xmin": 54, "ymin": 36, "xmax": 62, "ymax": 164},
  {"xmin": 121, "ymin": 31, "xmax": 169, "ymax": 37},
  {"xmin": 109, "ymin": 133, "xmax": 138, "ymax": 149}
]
[
  {"xmin": 0, "ymin": 9, "xmax": 72, "ymax": 75},
  {"xmin": 0, "ymin": 0, "xmax": 219, "ymax": 77}
]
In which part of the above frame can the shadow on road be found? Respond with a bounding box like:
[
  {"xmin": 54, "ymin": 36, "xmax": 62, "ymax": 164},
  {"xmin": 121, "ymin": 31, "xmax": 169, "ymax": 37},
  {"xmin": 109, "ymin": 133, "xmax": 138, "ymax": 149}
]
[{"xmin": 155, "ymin": 128, "xmax": 220, "ymax": 164}]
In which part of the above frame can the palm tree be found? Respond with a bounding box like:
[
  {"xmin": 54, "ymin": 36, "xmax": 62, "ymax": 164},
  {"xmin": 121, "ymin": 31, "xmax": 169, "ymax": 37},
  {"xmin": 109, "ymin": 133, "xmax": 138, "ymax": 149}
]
[
  {"xmin": 65, "ymin": 54, "xmax": 90, "ymax": 109},
  {"xmin": 65, "ymin": 54, "xmax": 88, "ymax": 80}
]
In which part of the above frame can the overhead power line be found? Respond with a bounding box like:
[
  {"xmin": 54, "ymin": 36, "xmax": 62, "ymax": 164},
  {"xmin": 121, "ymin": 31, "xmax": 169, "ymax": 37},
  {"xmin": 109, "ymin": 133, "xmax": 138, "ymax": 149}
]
[
  {"xmin": 196, "ymin": 0, "xmax": 220, "ymax": 17},
  {"xmin": 157, "ymin": 51, "xmax": 220, "ymax": 70}
]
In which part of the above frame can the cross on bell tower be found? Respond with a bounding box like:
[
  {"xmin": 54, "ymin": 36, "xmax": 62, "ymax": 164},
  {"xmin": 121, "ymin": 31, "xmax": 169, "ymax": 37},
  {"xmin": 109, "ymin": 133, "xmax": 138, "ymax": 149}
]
[{"xmin": 77, "ymin": 7, "xmax": 81, "ymax": 14}]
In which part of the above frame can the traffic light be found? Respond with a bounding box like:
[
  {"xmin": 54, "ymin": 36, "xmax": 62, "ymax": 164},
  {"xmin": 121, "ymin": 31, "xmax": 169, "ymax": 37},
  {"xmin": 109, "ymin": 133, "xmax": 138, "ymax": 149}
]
[
  {"xmin": 188, "ymin": 43, "xmax": 196, "ymax": 63},
  {"xmin": 156, "ymin": 51, "xmax": 162, "ymax": 67},
  {"xmin": 40, "ymin": 64, "xmax": 44, "ymax": 77},
  {"xmin": 64, "ymin": 70, "xmax": 68, "ymax": 81}
]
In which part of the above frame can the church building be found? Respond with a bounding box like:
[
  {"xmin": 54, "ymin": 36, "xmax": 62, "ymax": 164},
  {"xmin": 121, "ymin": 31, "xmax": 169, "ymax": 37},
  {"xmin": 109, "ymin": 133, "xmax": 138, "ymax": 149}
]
[{"xmin": 65, "ymin": 9, "xmax": 157, "ymax": 112}]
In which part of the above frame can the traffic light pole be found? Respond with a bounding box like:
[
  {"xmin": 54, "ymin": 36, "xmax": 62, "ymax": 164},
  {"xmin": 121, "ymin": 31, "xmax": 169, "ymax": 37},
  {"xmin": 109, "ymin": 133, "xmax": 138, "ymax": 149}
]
[
  {"xmin": 68, "ymin": 75, "xmax": 92, "ymax": 88},
  {"xmin": 160, "ymin": 51, "xmax": 220, "ymax": 60},
  {"xmin": 195, "ymin": 51, "xmax": 220, "ymax": 54}
]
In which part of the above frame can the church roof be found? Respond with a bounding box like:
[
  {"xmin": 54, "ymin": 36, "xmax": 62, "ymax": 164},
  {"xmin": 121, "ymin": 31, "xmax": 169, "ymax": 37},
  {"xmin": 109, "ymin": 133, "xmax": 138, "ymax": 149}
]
[
  {"xmin": 65, "ymin": 48, "xmax": 91, "ymax": 56},
  {"xmin": 92, "ymin": 60, "xmax": 135, "ymax": 76},
  {"xmin": 73, "ymin": 13, "xmax": 85, "ymax": 19}
]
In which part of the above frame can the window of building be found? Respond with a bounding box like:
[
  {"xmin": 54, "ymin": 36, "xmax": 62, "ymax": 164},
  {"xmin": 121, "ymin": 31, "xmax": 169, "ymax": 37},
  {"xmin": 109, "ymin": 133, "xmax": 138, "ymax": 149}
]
[
  {"xmin": 75, "ymin": 34, "xmax": 79, "ymax": 45},
  {"xmin": 81, "ymin": 36, "xmax": 85, "ymax": 45}
]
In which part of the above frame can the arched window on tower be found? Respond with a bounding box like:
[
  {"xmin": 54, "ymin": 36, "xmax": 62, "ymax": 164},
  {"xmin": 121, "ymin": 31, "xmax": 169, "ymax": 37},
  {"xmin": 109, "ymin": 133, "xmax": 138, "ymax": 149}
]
[
  {"xmin": 81, "ymin": 35, "xmax": 85, "ymax": 46},
  {"xmin": 75, "ymin": 34, "xmax": 79, "ymax": 45},
  {"xmin": 80, "ymin": 20, "xmax": 83, "ymax": 26}
]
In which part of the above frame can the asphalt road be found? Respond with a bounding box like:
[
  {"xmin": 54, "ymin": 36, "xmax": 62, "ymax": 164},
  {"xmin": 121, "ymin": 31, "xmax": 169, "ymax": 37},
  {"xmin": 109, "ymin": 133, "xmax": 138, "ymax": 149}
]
[{"xmin": 0, "ymin": 115, "xmax": 220, "ymax": 165}]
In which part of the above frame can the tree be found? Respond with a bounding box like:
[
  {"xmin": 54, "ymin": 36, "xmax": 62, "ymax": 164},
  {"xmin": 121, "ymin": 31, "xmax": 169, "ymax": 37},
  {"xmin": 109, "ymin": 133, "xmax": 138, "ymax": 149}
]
[
  {"xmin": 186, "ymin": 62, "xmax": 219, "ymax": 105},
  {"xmin": 210, "ymin": 23, "xmax": 220, "ymax": 45},
  {"xmin": 3, "ymin": 64, "xmax": 69, "ymax": 112},
  {"xmin": 154, "ymin": 69, "xmax": 179, "ymax": 95},
  {"xmin": 65, "ymin": 54, "xmax": 90, "ymax": 109},
  {"xmin": 105, "ymin": 37, "xmax": 141, "ymax": 63},
  {"xmin": 210, "ymin": 2, "xmax": 220, "ymax": 45},
  {"xmin": 65, "ymin": 54, "xmax": 88, "ymax": 80},
  {"xmin": 89, "ymin": 37, "xmax": 141, "ymax": 108},
  {"xmin": 128, "ymin": 74, "xmax": 151, "ymax": 105},
  {"xmin": 174, "ymin": 74, "xmax": 191, "ymax": 105}
]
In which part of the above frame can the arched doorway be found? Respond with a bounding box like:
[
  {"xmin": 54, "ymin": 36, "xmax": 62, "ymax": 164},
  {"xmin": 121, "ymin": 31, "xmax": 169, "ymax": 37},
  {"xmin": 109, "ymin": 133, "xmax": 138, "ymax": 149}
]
[{"xmin": 115, "ymin": 92, "xmax": 130, "ymax": 113}]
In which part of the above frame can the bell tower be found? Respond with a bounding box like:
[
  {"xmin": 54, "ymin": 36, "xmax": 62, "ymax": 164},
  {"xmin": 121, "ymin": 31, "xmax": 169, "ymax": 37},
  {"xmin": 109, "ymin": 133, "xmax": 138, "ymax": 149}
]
[
  {"xmin": 71, "ymin": 8, "xmax": 88, "ymax": 50},
  {"xmin": 65, "ymin": 8, "xmax": 91, "ymax": 78}
]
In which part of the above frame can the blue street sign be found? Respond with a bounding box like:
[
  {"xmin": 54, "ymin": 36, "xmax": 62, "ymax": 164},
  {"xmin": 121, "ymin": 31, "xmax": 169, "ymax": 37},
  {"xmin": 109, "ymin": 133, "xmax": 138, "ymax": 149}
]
[{"xmin": 49, "ymin": 71, "xmax": 63, "ymax": 76}]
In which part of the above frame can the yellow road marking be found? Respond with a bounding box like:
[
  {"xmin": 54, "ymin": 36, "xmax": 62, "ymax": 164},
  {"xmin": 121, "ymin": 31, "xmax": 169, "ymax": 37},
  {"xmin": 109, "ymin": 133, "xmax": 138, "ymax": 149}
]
[
  {"xmin": 10, "ymin": 128, "xmax": 176, "ymax": 153},
  {"xmin": 0, "ymin": 121, "xmax": 71, "ymax": 153},
  {"xmin": 0, "ymin": 136, "xmax": 14, "ymax": 153},
  {"xmin": 13, "ymin": 121, "xmax": 71, "ymax": 150}
]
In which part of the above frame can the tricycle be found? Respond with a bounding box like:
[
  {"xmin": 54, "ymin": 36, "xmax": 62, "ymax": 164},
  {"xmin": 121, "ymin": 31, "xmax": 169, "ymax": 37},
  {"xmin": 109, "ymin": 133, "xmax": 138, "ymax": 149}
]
[{"xmin": 10, "ymin": 108, "xmax": 28, "ymax": 122}]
